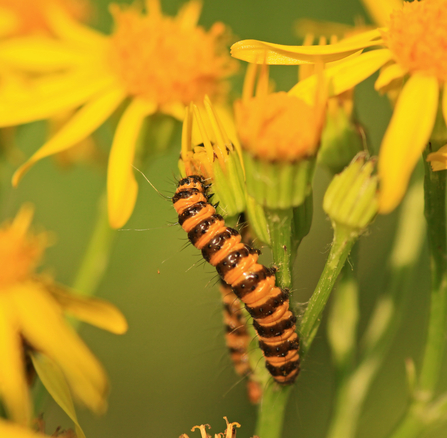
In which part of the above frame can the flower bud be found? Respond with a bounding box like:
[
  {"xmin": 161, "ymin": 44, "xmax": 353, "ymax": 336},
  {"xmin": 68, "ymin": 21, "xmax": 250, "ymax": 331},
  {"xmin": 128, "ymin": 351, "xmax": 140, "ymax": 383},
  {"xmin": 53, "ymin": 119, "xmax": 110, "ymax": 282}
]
[{"xmin": 323, "ymin": 152, "xmax": 378, "ymax": 232}]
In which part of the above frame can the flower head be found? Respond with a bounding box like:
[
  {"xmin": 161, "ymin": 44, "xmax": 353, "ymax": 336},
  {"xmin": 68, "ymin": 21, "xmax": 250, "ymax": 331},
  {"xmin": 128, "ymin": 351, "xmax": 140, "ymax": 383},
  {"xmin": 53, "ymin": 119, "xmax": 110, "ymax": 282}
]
[
  {"xmin": 179, "ymin": 97, "xmax": 246, "ymax": 217},
  {"xmin": 231, "ymin": 0, "xmax": 447, "ymax": 214},
  {"xmin": 0, "ymin": 205, "xmax": 127, "ymax": 426},
  {"xmin": 0, "ymin": 0, "xmax": 90, "ymax": 37},
  {"xmin": 235, "ymin": 62, "xmax": 326, "ymax": 163},
  {"xmin": 1, "ymin": 0, "xmax": 237, "ymax": 228}
]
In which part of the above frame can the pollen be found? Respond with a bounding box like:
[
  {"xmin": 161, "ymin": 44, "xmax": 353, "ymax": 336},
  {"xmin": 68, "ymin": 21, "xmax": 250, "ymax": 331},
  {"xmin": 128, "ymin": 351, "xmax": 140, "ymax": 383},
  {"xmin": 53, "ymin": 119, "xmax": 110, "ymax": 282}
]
[
  {"xmin": 235, "ymin": 92, "xmax": 320, "ymax": 162},
  {"xmin": 0, "ymin": 206, "xmax": 48, "ymax": 287},
  {"xmin": 108, "ymin": 3, "xmax": 237, "ymax": 107},
  {"xmin": 0, "ymin": 0, "xmax": 90, "ymax": 35},
  {"xmin": 383, "ymin": 0, "xmax": 447, "ymax": 81}
]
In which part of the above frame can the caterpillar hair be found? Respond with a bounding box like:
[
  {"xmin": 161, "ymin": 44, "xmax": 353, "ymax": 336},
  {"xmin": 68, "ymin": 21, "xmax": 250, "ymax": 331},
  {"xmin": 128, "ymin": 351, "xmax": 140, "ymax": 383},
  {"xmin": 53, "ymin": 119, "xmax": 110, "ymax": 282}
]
[{"xmin": 172, "ymin": 175, "xmax": 300, "ymax": 385}]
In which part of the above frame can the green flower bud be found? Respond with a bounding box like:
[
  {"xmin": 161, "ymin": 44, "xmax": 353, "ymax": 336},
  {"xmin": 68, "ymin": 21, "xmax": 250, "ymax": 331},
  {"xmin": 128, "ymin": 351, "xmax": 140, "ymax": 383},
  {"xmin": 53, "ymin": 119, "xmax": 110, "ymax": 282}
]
[{"xmin": 323, "ymin": 152, "xmax": 378, "ymax": 233}]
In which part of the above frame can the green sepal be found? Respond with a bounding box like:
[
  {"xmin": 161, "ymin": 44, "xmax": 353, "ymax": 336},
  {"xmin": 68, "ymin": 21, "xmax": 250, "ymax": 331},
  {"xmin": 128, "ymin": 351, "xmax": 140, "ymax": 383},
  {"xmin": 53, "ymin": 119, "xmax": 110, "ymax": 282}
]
[
  {"xmin": 212, "ymin": 148, "xmax": 246, "ymax": 217},
  {"xmin": 244, "ymin": 151, "xmax": 316, "ymax": 209},
  {"xmin": 245, "ymin": 194, "xmax": 271, "ymax": 245}
]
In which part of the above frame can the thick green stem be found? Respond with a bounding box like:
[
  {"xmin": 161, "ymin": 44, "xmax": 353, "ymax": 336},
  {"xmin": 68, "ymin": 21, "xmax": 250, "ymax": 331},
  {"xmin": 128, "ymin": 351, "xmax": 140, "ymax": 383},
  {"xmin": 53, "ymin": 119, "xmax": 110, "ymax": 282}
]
[
  {"xmin": 265, "ymin": 208, "xmax": 294, "ymax": 289},
  {"xmin": 388, "ymin": 155, "xmax": 447, "ymax": 438},
  {"xmin": 32, "ymin": 190, "xmax": 115, "ymax": 415},
  {"xmin": 253, "ymin": 208, "xmax": 294, "ymax": 438},
  {"xmin": 72, "ymin": 191, "xmax": 115, "ymax": 297},
  {"xmin": 300, "ymin": 225, "xmax": 356, "ymax": 355},
  {"xmin": 419, "ymin": 152, "xmax": 447, "ymax": 396},
  {"xmin": 255, "ymin": 385, "xmax": 292, "ymax": 438}
]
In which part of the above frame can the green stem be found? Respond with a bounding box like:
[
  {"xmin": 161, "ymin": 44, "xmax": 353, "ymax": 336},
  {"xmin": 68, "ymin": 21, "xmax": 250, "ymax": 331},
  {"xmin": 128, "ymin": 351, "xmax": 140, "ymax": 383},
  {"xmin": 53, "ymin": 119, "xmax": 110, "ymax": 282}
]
[
  {"xmin": 255, "ymin": 385, "xmax": 292, "ymax": 438},
  {"xmin": 264, "ymin": 208, "xmax": 294, "ymax": 289},
  {"xmin": 253, "ymin": 207, "xmax": 294, "ymax": 438},
  {"xmin": 300, "ymin": 225, "xmax": 356, "ymax": 355},
  {"xmin": 72, "ymin": 190, "xmax": 115, "ymax": 297},
  {"xmin": 419, "ymin": 152, "xmax": 447, "ymax": 396},
  {"xmin": 388, "ymin": 154, "xmax": 447, "ymax": 438},
  {"xmin": 32, "ymin": 190, "xmax": 115, "ymax": 415}
]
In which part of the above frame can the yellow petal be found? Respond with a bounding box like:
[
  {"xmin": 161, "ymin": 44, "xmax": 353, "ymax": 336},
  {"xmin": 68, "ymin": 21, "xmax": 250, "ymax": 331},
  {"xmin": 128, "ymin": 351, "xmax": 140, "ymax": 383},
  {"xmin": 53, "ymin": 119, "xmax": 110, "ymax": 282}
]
[
  {"xmin": 107, "ymin": 98, "xmax": 156, "ymax": 228},
  {"xmin": 231, "ymin": 29, "xmax": 383, "ymax": 65},
  {"xmin": 0, "ymin": 295, "xmax": 31, "ymax": 426},
  {"xmin": 0, "ymin": 419, "xmax": 48, "ymax": 438},
  {"xmin": 160, "ymin": 101, "xmax": 186, "ymax": 120},
  {"xmin": 290, "ymin": 49, "xmax": 392, "ymax": 104},
  {"xmin": 378, "ymin": 74, "xmax": 439, "ymax": 214},
  {"xmin": 12, "ymin": 87, "xmax": 126, "ymax": 186},
  {"xmin": 31, "ymin": 353, "xmax": 86, "ymax": 438},
  {"xmin": 360, "ymin": 0, "xmax": 403, "ymax": 27},
  {"xmin": 0, "ymin": 37, "xmax": 95, "ymax": 72},
  {"xmin": 12, "ymin": 283, "xmax": 108, "ymax": 414},
  {"xmin": 176, "ymin": 0, "xmax": 202, "ymax": 29},
  {"xmin": 43, "ymin": 3, "xmax": 107, "ymax": 48},
  {"xmin": 49, "ymin": 284, "xmax": 128, "ymax": 334},
  {"xmin": 375, "ymin": 62, "xmax": 407, "ymax": 92},
  {"xmin": 0, "ymin": 73, "xmax": 118, "ymax": 127}
]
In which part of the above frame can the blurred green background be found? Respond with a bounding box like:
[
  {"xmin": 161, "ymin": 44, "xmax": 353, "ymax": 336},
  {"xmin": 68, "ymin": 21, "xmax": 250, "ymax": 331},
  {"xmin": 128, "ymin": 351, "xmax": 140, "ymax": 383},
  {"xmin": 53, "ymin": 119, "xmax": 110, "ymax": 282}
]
[{"xmin": 1, "ymin": 0, "xmax": 445, "ymax": 437}]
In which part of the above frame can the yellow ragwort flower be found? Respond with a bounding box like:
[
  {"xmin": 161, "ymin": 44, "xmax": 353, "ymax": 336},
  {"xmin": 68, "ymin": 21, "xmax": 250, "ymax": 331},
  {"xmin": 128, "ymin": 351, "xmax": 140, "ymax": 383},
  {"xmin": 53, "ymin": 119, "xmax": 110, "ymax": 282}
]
[
  {"xmin": 0, "ymin": 205, "xmax": 127, "ymax": 426},
  {"xmin": 0, "ymin": 0, "xmax": 90, "ymax": 37},
  {"xmin": 0, "ymin": 0, "xmax": 236, "ymax": 228},
  {"xmin": 232, "ymin": 0, "xmax": 447, "ymax": 214},
  {"xmin": 235, "ymin": 63, "xmax": 326, "ymax": 162}
]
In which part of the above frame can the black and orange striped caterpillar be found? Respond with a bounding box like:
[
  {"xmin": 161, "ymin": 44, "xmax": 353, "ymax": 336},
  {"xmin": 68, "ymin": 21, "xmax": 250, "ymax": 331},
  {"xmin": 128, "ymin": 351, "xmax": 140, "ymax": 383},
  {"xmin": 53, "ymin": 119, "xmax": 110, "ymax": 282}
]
[{"xmin": 173, "ymin": 175, "xmax": 300, "ymax": 385}]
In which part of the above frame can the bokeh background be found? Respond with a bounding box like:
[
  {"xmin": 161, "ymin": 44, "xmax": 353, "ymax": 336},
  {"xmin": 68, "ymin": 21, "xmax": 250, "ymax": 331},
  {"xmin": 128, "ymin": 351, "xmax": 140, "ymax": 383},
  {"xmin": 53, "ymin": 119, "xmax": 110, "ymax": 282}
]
[{"xmin": 1, "ymin": 0, "xmax": 444, "ymax": 437}]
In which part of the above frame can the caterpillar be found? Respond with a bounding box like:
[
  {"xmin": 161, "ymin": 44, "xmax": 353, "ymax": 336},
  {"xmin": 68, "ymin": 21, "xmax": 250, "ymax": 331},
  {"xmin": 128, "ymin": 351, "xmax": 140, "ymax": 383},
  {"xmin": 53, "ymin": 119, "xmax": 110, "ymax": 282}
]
[
  {"xmin": 220, "ymin": 279, "xmax": 262, "ymax": 403},
  {"xmin": 173, "ymin": 175, "xmax": 300, "ymax": 385}
]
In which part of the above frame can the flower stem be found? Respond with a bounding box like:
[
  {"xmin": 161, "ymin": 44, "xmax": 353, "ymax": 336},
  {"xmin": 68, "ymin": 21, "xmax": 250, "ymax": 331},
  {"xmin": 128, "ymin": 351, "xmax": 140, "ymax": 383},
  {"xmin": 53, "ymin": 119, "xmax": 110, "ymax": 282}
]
[
  {"xmin": 300, "ymin": 225, "xmax": 356, "ymax": 355},
  {"xmin": 253, "ymin": 207, "xmax": 295, "ymax": 438},
  {"xmin": 255, "ymin": 385, "xmax": 292, "ymax": 438},
  {"xmin": 388, "ymin": 153, "xmax": 447, "ymax": 438},
  {"xmin": 72, "ymin": 190, "xmax": 115, "ymax": 297},
  {"xmin": 419, "ymin": 151, "xmax": 447, "ymax": 396}
]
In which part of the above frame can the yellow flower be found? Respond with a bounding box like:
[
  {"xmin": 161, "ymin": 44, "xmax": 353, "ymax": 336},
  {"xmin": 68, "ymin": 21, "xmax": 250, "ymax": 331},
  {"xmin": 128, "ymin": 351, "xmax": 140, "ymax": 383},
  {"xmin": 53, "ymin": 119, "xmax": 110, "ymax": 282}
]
[
  {"xmin": 235, "ymin": 63, "xmax": 326, "ymax": 162},
  {"xmin": 0, "ymin": 0, "xmax": 237, "ymax": 228},
  {"xmin": 0, "ymin": 205, "xmax": 127, "ymax": 426},
  {"xmin": 231, "ymin": 0, "xmax": 447, "ymax": 214},
  {"xmin": 0, "ymin": 0, "xmax": 90, "ymax": 37}
]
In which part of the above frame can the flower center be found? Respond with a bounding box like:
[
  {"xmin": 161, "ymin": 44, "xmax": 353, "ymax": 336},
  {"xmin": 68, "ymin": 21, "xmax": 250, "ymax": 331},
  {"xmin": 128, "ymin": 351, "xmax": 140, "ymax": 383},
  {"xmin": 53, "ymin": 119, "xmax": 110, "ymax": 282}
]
[
  {"xmin": 383, "ymin": 0, "xmax": 447, "ymax": 81},
  {"xmin": 0, "ymin": 207, "xmax": 47, "ymax": 287},
  {"xmin": 108, "ymin": 4, "xmax": 236, "ymax": 107},
  {"xmin": 0, "ymin": 0, "xmax": 90, "ymax": 35},
  {"xmin": 235, "ymin": 92, "xmax": 320, "ymax": 162}
]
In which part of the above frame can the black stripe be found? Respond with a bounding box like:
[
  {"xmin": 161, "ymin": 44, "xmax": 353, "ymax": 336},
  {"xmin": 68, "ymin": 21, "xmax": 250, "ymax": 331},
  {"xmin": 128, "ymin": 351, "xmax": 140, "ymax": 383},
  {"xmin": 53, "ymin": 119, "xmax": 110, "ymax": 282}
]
[{"xmin": 253, "ymin": 314, "xmax": 297, "ymax": 338}]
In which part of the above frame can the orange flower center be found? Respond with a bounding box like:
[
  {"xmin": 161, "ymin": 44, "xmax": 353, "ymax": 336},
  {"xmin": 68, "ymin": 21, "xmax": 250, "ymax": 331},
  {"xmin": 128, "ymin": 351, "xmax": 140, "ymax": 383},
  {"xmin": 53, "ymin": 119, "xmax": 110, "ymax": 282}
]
[
  {"xmin": 235, "ymin": 92, "xmax": 320, "ymax": 162},
  {"xmin": 383, "ymin": 0, "xmax": 447, "ymax": 81},
  {"xmin": 108, "ymin": 4, "xmax": 236, "ymax": 107},
  {"xmin": 0, "ymin": 0, "xmax": 90, "ymax": 36},
  {"xmin": 0, "ymin": 207, "xmax": 47, "ymax": 287}
]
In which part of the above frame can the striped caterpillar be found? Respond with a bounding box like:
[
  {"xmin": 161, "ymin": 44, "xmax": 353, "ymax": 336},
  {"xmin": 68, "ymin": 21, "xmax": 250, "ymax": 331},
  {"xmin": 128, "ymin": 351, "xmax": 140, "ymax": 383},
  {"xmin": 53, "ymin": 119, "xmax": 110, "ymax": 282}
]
[
  {"xmin": 173, "ymin": 175, "xmax": 300, "ymax": 385},
  {"xmin": 219, "ymin": 279, "xmax": 262, "ymax": 403}
]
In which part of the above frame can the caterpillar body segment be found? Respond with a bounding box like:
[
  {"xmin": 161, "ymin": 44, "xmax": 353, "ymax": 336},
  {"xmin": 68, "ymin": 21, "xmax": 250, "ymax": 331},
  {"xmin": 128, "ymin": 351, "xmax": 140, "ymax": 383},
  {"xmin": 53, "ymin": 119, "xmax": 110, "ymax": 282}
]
[
  {"xmin": 219, "ymin": 280, "xmax": 262, "ymax": 404},
  {"xmin": 173, "ymin": 175, "xmax": 300, "ymax": 385}
]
